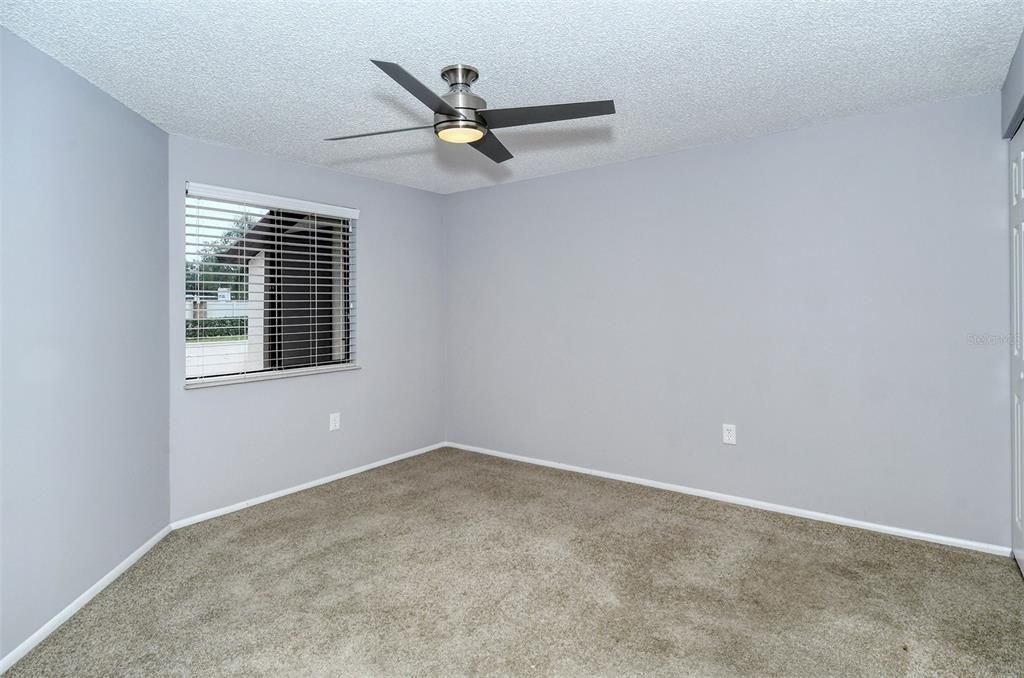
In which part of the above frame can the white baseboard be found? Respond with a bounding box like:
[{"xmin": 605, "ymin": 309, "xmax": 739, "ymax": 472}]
[
  {"xmin": 1, "ymin": 442, "xmax": 445, "ymax": 674},
  {"xmin": 170, "ymin": 442, "xmax": 446, "ymax": 529},
  {"xmin": 0, "ymin": 524, "xmax": 171, "ymax": 674},
  {"xmin": 444, "ymin": 441, "xmax": 1012, "ymax": 558}
]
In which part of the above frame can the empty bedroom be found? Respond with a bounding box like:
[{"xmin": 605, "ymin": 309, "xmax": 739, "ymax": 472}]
[{"xmin": 1, "ymin": 0, "xmax": 1024, "ymax": 675}]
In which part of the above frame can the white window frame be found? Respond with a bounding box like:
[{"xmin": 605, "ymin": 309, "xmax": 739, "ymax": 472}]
[{"xmin": 183, "ymin": 182, "xmax": 360, "ymax": 389}]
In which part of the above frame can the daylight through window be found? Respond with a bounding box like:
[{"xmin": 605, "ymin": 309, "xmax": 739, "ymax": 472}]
[{"xmin": 184, "ymin": 184, "xmax": 357, "ymax": 385}]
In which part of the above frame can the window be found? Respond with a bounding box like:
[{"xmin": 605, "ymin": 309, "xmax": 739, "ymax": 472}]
[{"xmin": 184, "ymin": 183, "xmax": 358, "ymax": 387}]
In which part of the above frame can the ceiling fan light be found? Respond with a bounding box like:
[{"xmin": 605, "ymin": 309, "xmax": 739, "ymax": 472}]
[{"xmin": 437, "ymin": 126, "xmax": 485, "ymax": 144}]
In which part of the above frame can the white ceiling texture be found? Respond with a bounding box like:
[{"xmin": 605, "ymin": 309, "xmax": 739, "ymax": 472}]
[{"xmin": 2, "ymin": 1, "xmax": 1023, "ymax": 193}]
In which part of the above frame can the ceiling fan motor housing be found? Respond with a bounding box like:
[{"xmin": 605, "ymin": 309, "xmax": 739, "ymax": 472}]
[{"xmin": 435, "ymin": 64, "xmax": 488, "ymax": 138}]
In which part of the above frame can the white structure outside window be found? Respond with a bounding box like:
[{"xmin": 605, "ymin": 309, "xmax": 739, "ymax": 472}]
[{"xmin": 184, "ymin": 183, "xmax": 358, "ymax": 387}]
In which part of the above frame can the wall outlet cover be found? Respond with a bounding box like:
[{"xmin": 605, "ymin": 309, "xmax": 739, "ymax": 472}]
[{"xmin": 722, "ymin": 424, "xmax": 737, "ymax": 445}]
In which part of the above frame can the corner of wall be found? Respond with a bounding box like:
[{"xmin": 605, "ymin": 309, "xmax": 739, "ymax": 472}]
[
  {"xmin": 439, "ymin": 194, "xmax": 450, "ymax": 444},
  {"xmin": 0, "ymin": 24, "xmax": 8, "ymax": 658}
]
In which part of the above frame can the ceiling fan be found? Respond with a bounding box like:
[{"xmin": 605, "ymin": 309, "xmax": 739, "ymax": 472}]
[{"xmin": 325, "ymin": 61, "xmax": 616, "ymax": 163}]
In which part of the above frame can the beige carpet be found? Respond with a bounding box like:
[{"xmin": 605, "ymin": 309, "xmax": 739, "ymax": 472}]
[{"xmin": 7, "ymin": 447, "xmax": 1024, "ymax": 677}]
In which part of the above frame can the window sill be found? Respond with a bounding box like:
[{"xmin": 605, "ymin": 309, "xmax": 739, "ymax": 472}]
[{"xmin": 183, "ymin": 363, "xmax": 361, "ymax": 390}]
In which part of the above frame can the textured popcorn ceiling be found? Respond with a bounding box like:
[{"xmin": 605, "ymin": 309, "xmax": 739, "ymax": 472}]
[{"xmin": 3, "ymin": 1, "xmax": 1023, "ymax": 194}]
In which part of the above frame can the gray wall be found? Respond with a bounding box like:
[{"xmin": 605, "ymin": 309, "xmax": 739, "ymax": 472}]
[
  {"xmin": 168, "ymin": 136, "xmax": 446, "ymax": 521},
  {"xmin": 443, "ymin": 94, "xmax": 1010, "ymax": 547},
  {"xmin": 1002, "ymin": 29, "xmax": 1024, "ymax": 137},
  {"xmin": 0, "ymin": 29, "xmax": 169, "ymax": 655}
]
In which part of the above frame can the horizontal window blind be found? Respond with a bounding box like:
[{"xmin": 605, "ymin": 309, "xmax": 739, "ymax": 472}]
[{"xmin": 184, "ymin": 184, "xmax": 357, "ymax": 386}]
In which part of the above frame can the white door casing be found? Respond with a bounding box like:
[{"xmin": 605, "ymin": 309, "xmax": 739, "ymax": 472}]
[{"xmin": 1010, "ymin": 128, "xmax": 1024, "ymax": 575}]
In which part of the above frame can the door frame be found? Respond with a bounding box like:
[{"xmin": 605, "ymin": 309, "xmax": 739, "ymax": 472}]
[{"xmin": 1010, "ymin": 127, "xmax": 1024, "ymax": 576}]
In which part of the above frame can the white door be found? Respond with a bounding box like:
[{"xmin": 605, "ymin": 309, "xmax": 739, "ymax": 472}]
[{"xmin": 1011, "ymin": 128, "xmax": 1024, "ymax": 574}]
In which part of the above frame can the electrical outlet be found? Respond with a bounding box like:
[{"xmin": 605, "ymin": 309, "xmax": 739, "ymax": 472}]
[
  {"xmin": 722, "ymin": 424, "xmax": 736, "ymax": 445},
  {"xmin": 329, "ymin": 412, "xmax": 341, "ymax": 431}
]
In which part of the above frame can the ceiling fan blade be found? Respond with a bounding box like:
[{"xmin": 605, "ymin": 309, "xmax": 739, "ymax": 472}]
[
  {"xmin": 482, "ymin": 100, "xmax": 615, "ymax": 129},
  {"xmin": 324, "ymin": 125, "xmax": 432, "ymax": 141},
  {"xmin": 469, "ymin": 131, "xmax": 513, "ymax": 163},
  {"xmin": 371, "ymin": 60, "xmax": 462, "ymax": 119}
]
